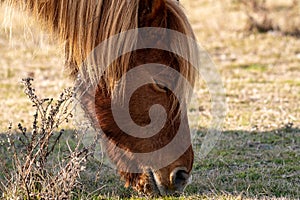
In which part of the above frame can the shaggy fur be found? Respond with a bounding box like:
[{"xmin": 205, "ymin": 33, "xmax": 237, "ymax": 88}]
[
  {"xmin": 3, "ymin": 0, "xmax": 197, "ymax": 196},
  {"xmin": 4, "ymin": 0, "xmax": 196, "ymax": 91}
]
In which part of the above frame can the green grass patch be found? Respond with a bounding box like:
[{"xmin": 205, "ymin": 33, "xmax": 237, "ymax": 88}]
[{"xmin": 239, "ymin": 64, "xmax": 268, "ymax": 72}]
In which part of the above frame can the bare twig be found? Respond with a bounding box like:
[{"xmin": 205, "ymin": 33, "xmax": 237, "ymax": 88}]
[{"xmin": 2, "ymin": 78, "xmax": 91, "ymax": 199}]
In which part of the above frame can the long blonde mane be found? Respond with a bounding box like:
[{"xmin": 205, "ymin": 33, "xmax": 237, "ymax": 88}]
[{"xmin": 4, "ymin": 0, "xmax": 196, "ymax": 93}]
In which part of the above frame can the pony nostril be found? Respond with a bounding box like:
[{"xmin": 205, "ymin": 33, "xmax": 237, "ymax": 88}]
[
  {"xmin": 174, "ymin": 170, "xmax": 189, "ymax": 185},
  {"xmin": 171, "ymin": 168, "xmax": 190, "ymax": 191}
]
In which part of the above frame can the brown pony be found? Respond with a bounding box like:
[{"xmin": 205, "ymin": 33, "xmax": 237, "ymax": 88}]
[{"xmin": 4, "ymin": 0, "xmax": 197, "ymax": 196}]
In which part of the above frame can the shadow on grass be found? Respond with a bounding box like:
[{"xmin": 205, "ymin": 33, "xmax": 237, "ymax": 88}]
[
  {"xmin": 188, "ymin": 126, "xmax": 300, "ymax": 199},
  {"xmin": 0, "ymin": 127, "xmax": 299, "ymax": 199}
]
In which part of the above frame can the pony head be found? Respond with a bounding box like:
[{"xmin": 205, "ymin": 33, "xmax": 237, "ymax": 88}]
[{"xmin": 78, "ymin": 0, "xmax": 197, "ymax": 196}]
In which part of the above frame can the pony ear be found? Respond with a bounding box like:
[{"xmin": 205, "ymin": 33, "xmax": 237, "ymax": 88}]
[{"xmin": 138, "ymin": 0, "xmax": 167, "ymax": 27}]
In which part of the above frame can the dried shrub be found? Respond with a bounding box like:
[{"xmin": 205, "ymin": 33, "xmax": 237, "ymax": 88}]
[
  {"xmin": 240, "ymin": 0, "xmax": 300, "ymax": 37},
  {"xmin": 1, "ymin": 78, "xmax": 90, "ymax": 199}
]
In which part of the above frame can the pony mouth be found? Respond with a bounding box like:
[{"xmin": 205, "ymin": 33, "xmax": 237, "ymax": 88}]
[
  {"xmin": 147, "ymin": 169, "xmax": 163, "ymax": 196},
  {"xmin": 148, "ymin": 170, "xmax": 160, "ymax": 195},
  {"xmin": 146, "ymin": 170, "xmax": 182, "ymax": 197},
  {"xmin": 144, "ymin": 168, "xmax": 191, "ymax": 196}
]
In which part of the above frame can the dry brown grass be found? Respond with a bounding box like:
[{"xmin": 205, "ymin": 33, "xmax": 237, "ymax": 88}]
[
  {"xmin": 0, "ymin": 4, "xmax": 72, "ymax": 129},
  {"xmin": 182, "ymin": 0, "xmax": 300, "ymax": 131}
]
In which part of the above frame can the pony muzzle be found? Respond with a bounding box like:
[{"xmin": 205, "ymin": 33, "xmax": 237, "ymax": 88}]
[{"xmin": 147, "ymin": 167, "xmax": 191, "ymax": 196}]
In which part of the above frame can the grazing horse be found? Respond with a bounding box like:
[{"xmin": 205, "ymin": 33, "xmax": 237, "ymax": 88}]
[{"xmin": 4, "ymin": 0, "xmax": 197, "ymax": 196}]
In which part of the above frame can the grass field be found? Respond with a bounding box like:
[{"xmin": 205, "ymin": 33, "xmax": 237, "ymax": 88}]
[{"xmin": 0, "ymin": 0, "xmax": 300, "ymax": 199}]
